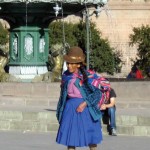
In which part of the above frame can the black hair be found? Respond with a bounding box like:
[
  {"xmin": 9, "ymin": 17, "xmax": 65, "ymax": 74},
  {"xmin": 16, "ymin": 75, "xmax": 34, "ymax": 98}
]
[
  {"xmin": 131, "ymin": 65, "xmax": 138, "ymax": 73},
  {"xmin": 79, "ymin": 63, "xmax": 88, "ymax": 81},
  {"xmin": 79, "ymin": 63, "xmax": 93, "ymax": 93}
]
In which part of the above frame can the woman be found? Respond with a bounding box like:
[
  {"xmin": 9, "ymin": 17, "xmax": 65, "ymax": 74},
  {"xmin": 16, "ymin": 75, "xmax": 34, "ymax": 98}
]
[{"xmin": 56, "ymin": 46, "xmax": 103, "ymax": 150}]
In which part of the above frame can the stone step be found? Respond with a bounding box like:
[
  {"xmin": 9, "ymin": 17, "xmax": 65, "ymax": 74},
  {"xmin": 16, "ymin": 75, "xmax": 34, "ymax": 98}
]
[
  {"xmin": 0, "ymin": 97, "xmax": 58, "ymax": 107},
  {"xmin": 0, "ymin": 82, "xmax": 150, "ymax": 102},
  {"xmin": 0, "ymin": 81, "xmax": 149, "ymax": 136},
  {"xmin": 0, "ymin": 83, "xmax": 61, "ymax": 98},
  {"xmin": 0, "ymin": 96, "xmax": 150, "ymax": 109},
  {"xmin": 116, "ymin": 101, "xmax": 150, "ymax": 109},
  {"xmin": 0, "ymin": 108, "xmax": 149, "ymax": 136},
  {"xmin": 102, "ymin": 125, "xmax": 150, "ymax": 136}
]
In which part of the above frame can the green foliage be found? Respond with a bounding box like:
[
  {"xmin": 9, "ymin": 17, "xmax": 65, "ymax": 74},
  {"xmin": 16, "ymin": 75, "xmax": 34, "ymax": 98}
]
[
  {"xmin": 49, "ymin": 20, "xmax": 78, "ymax": 46},
  {"xmin": 49, "ymin": 20, "xmax": 122, "ymax": 75},
  {"xmin": 129, "ymin": 25, "xmax": 150, "ymax": 76},
  {"xmin": 90, "ymin": 39, "xmax": 114, "ymax": 74},
  {"xmin": 0, "ymin": 22, "xmax": 9, "ymax": 45},
  {"xmin": 113, "ymin": 51, "xmax": 123, "ymax": 73}
]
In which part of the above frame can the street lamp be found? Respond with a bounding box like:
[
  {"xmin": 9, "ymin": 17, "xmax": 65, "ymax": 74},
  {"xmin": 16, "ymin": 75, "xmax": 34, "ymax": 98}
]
[{"xmin": 83, "ymin": 1, "xmax": 108, "ymax": 70}]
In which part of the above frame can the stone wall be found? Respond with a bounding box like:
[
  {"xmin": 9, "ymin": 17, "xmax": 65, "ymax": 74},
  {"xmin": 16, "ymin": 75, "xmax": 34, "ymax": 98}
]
[
  {"xmin": 91, "ymin": 0, "xmax": 150, "ymax": 76},
  {"xmin": 66, "ymin": 0, "xmax": 150, "ymax": 77},
  {"xmin": 0, "ymin": 81, "xmax": 149, "ymax": 101}
]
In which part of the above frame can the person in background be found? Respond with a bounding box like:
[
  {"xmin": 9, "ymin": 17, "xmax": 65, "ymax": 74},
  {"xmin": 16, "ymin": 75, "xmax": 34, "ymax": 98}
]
[
  {"xmin": 100, "ymin": 86, "xmax": 117, "ymax": 136},
  {"xmin": 127, "ymin": 65, "xmax": 143, "ymax": 79},
  {"xmin": 56, "ymin": 46, "xmax": 103, "ymax": 150}
]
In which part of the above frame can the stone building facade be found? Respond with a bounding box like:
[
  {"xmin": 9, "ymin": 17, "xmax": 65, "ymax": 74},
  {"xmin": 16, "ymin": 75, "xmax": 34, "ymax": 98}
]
[
  {"xmin": 66, "ymin": 0, "xmax": 150, "ymax": 77},
  {"xmin": 92, "ymin": 0, "xmax": 150, "ymax": 77}
]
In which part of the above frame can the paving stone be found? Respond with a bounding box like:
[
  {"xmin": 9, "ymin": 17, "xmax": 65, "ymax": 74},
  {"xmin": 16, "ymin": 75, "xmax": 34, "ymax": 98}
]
[
  {"xmin": 15, "ymin": 84, "xmax": 32, "ymax": 97},
  {"xmin": 47, "ymin": 123, "xmax": 59, "ymax": 132},
  {"xmin": 0, "ymin": 84, "xmax": 16, "ymax": 96},
  {"xmin": 10, "ymin": 121, "xmax": 48, "ymax": 132},
  {"xmin": 36, "ymin": 112, "xmax": 56, "ymax": 123},
  {"xmin": 31, "ymin": 84, "xmax": 49, "ymax": 97},
  {"xmin": 37, "ymin": 112, "xmax": 52, "ymax": 122},
  {"xmin": 0, "ymin": 97, "xmax": 25, "ymax": 106},
  {"xmin": 0, "ymin": 111, "xmax": 23, "ymax": 121},
  {"xmin": 26, "ymin": 99, "xmax": 49, "ymax": 107},
  {"xmin": 133, "ymin": 126, "xmax": 149, "ymax": 136},
  {"xmin": 117, "ymin": 115, "xmax": 138, "ymax": 126},
  {"xmin": 22, "ymin": 112, "xmax": 39, "ymax": 121},
  {"xmin": 116, "ymin": 125, "xmax": 134, "ymax": 136},
  {"xmin": 138, "ymin": 116, "xmax": 150, "ymax": 126},
  {"xmin": 147, "ymin": 126, "xmax": 150, "ymax": 135},
  {"xmin": 0, "ymin": 121, "xmax": 10, "ymax": 130}
]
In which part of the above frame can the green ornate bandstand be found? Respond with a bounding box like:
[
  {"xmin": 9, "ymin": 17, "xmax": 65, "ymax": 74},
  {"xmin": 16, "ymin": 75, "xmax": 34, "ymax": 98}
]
[{"xmin": 0, "ymin": 0, "xmax": 107, "ymax": 80}]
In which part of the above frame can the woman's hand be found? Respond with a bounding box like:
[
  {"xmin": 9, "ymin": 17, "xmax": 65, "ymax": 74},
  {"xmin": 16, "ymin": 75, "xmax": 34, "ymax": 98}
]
[
  {"xmin": 76, "ymin": 102, "xmax": 87, "ymax": 113},
  {"xmin": 100, "ymin": 104, "xmax": 107, "ymax": 110}
]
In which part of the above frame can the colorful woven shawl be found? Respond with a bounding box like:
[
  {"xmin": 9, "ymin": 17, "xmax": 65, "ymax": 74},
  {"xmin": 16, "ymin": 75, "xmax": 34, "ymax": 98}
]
[{"xmin": 56, "ymin": 70, "xmax": 102, "ymax": 123}]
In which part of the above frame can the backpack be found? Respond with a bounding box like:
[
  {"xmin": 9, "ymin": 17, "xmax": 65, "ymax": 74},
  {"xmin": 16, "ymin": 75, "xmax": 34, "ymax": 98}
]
[{"xmin": 91, "ymin": 76, "xmax": 111, "ymax": 108}]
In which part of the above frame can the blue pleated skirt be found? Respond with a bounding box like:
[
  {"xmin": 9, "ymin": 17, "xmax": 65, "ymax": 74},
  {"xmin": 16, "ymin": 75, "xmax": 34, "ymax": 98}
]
[{"xmin": 56, "ymin": 98, "xmax": 103, "ymax": 147}]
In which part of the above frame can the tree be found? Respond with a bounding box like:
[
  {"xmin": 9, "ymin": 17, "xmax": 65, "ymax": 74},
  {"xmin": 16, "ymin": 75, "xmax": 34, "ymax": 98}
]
[
  {"xmin": 70, "ymin": 21, "xmax": 122, "ymax": 74},
  {"xmin": 49, "ymin": 20, "xmax": 78, "ymax": 46},
  {"xmin": 49, "ymin": 20, "xmax": 122, "ymax": 75},
  {"xmin": 129, "ymin": 25, "xmax": 150, "ymax": 76}
]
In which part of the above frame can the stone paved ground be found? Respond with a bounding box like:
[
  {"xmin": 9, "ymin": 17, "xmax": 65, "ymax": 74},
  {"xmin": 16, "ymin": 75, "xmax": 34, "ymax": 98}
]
[{"xmin": 0, "ymin": 131, "xmax": 149, "ymax": 150}]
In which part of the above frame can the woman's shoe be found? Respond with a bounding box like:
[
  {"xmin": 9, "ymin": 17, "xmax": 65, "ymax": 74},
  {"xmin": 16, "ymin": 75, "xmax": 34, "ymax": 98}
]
[
  {"xmin": 89, "ymin": 144, "xmax": 97, "ymax": 150},
  {"xmin": 68, "ymin": 146, "xmax": 75, "ymax": 150}
]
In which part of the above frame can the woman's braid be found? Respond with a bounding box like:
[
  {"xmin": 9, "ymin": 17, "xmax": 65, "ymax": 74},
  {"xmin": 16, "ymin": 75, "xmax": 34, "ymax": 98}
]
[{"xmin": 80, "ymin": 63, "xmax": 93, "ymax": 93}]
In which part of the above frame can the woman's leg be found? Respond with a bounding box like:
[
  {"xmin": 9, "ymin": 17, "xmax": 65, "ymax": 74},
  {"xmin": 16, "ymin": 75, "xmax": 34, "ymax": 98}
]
[
  {"xmin": 68, "ymin": 146, "xmax": 75, "ymax": 150},
  {"xmin": 89, "ymin": 144, "xmax": 97, "ymax": 150}
]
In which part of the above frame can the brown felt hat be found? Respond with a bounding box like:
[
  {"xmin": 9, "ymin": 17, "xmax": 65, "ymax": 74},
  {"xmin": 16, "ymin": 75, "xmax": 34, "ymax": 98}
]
[{"xmin": 63, "ymin": 46, "xmax": 85, "ymax": 63}]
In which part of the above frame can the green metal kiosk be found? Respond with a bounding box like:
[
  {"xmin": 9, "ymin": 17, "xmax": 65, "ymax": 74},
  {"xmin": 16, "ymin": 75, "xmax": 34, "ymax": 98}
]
[
  {"xmin": 9, "ymin": 27, "xmax": 49, "ymax": 79},
  {"xmin": 0, "ymin": 0, "xmax": 107, "ymax": 80}
]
